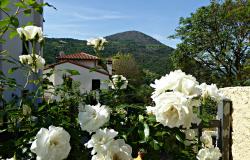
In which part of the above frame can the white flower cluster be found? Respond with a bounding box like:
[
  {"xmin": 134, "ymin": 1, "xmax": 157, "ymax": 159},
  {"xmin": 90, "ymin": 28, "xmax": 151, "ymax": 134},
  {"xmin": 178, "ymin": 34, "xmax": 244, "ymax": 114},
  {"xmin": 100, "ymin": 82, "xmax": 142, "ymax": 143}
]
[
  {"xmin": 17, "ymin": 26, "xmax": 43, "ymax": 42},
  {"xmin": 19, "ymin": 54, "xmax": 45, "ymax": 72},
  {"xmin": 87, "ymin": 37, "xmax": 107, "ymax": 51},
  {"xmin": 30, "ymin": 126, "xmax": 71, "ymax": 160},
  {"xmin": 85, "ymin": 128, "xmax": 133, "ymax": 160},
  {"xmin": 197, "ymin": 131, "xmax": 222, "ymax": 160},
  {"xmin": 17, "ymin": 26, "xmax": 45, "ymax": 72},
  {"xmin": 110, "ymin": 75, "xmax": 128, "ymax": 90},
  {"xmin": 199, "ymin": 83, "xmax": 223, "ymax": 102},
  {"xmin": 149, "ymin": 70, "xmax": 224, "ymax": 129},
  {"xmin": 78, "ymin": 103, "xmax": 132, "ymax": 160},
  {"xmin": 78, "ymin": 103, "xmax": 110, "ymax": 133}
]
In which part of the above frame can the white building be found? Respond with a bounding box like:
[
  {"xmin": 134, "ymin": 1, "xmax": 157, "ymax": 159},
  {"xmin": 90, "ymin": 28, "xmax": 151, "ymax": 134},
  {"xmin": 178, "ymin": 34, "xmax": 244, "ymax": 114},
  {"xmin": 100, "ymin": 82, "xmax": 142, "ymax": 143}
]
[
  {"xmin": 44, "ymin": 52, "xmax": 112, "ymax": 94},
  {"xmin": 0, "ymin": 0, "xmax": 43, "ymax": 100}
]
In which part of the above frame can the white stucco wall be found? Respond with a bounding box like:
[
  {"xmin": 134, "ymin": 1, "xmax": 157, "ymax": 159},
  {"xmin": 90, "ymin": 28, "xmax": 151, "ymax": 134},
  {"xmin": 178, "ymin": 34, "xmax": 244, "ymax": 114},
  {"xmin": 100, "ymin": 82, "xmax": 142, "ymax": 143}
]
[
  {"xmin": 75, "ymin": 60, "xmax": 96, "ymax": 68},
  {"xmin": 220, "ymin": 87, "xmax": 250, "ymax": 160},
  {"xmin": 44, "ymin": 62, "xmax": 110, "ymax": 93}
]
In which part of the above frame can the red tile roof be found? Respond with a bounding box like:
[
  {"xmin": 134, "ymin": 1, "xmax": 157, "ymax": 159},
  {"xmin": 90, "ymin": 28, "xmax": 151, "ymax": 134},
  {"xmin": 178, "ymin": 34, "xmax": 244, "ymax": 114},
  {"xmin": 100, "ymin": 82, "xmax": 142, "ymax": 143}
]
[
  {"xmin": 44, "ymin": 60, "xmax": 110, "ymax": 76},
  {"xmin": 57, "ymin": 52, "xmax": 99, "ymax": 60}
]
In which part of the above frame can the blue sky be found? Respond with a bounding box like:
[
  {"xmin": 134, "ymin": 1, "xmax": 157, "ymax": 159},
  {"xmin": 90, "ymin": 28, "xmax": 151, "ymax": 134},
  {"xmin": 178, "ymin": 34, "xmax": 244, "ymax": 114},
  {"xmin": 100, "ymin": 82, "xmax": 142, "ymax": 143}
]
[{"xmin": 44, "ymin": 0, "xmax": 210, "ymax": 48}]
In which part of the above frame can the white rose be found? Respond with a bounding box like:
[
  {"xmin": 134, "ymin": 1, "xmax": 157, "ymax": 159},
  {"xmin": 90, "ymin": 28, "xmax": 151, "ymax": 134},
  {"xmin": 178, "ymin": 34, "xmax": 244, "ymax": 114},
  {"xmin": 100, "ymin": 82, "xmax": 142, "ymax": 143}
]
[
  {"xmin": 199, "ymin": 83, "xmax": 224, "ymax": 102},
  {"xmin": 106, "ymin": 139, "xmax": 133, "ymax": 160},
  {"xmin": 200, "ymin": 131, "xmax": 214, "ymax": 148},
  {"xmin": 85, "ymin": 128, "xmax": 118, "ymax": 155},
  {"xmin": 197, "ymin": 147, "xmax": 222, "ymax": 160},
  {"xmin": 78, "ymin": 103, "xmax": 110, "ymax": 133},
  {"xmin": 110, "ymin": 75, "xmax": 128, "ymax": 90},
  {"xmin": 91, "ymin": 139, "xmax": 133, "ymax": 160},
  {"xmin": 35, "ymin": 54, "xmax": 46, "ymax": 71},
  {"xmin": 30, "ymin": 126, "xmax": 71, "ymax": 160},
  {"xmin": 87, "ymin": 37, "xmax": 107, "ymax": 51},
  {"xmin": 151, "ymin": 70, "xmax": 201, "ymax": 100},
  {"xmin": 19, "ymin": 55, "xmax": 32, "ymax": 64},
  {"xmin": 153, "ymin": 92, "xmax": 192, "ymax": 128},
  {"xmin": 91, "ymin": 153, "xmax": 106, "ymax": 160},
  {"xmin": 17, "ymin": 26, "xmax": 43, "ymax": 42},
  {"xmin": 19, "ymin": 54, "xmax": 45, "ymax": 72}
]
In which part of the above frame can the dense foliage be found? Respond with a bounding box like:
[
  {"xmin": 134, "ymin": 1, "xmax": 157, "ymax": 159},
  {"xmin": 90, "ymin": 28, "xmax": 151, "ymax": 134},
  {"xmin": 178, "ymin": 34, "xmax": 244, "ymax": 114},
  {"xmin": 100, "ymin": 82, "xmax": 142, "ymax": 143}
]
[
  {"xmin": 171, "ymin": 0, "xmax": 250, "ymax": 86},
  {"xmin": 0, "ymin": 1, "xmax": 230, "ymax": 160}
]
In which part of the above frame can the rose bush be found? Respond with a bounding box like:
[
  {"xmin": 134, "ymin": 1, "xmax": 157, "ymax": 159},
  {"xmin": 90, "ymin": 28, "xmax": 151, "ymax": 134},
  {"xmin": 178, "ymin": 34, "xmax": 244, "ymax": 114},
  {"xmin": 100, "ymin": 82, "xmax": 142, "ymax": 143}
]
[{"xmin": 0, "ymin": 2, "xmax": 224, "ymax": 159}]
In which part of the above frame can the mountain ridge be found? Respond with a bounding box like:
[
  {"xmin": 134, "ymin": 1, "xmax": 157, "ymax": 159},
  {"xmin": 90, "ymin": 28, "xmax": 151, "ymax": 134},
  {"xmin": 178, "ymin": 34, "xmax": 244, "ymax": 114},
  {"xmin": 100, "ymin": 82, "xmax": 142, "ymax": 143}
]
[{"xmin": 105, "ymin": 30, "xmax": 165, "ymax": 46}]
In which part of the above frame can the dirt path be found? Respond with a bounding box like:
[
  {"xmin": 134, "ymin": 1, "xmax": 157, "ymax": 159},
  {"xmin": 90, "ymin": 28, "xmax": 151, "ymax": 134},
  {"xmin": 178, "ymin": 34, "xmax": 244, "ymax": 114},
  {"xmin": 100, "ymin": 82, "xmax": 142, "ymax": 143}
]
[{"xmin": 220, "ymin": 87, "xmax": 250, "ymax": 160}]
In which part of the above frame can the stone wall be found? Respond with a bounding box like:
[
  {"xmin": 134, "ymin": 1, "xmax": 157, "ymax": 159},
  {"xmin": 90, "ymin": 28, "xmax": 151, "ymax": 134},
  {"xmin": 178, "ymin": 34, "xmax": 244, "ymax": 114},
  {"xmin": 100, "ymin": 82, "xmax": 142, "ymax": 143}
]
[{"xmin": 220, "ymin": 87, "xmax": 250, "ymax": 160}]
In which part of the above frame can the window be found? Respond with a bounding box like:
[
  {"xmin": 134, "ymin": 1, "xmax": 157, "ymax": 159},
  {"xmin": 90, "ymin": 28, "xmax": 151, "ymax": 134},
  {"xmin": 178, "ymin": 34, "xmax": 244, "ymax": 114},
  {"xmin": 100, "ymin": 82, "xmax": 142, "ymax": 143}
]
[
  {"xmin": 22, "ymin": 41, "xmax": 29, "ymax": 55},
  {"xmin": 96, "ymin": 60, "xmax": 102, "ymax": 66},
  {"xmin": 92, "ymin": 79, "xmax": 100, "ymax": 90}
]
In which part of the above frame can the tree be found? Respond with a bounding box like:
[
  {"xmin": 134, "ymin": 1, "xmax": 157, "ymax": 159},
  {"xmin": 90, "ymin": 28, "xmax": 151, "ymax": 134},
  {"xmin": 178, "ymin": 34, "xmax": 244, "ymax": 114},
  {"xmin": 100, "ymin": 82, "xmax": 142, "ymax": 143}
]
[
  {"xmin": 112, "ymin": 53, "xmax": 142, "ymax": 85},
  {"xmin": 242, "ymin": 57, "xmax": 250, "ymax": 85},
  {"xmin": 171, "ymin": 51, "xmax": 218, "ymax": 85},
  {"xmin": 171, "ymin": 0, "xmax": 250, "ymax": 86}
]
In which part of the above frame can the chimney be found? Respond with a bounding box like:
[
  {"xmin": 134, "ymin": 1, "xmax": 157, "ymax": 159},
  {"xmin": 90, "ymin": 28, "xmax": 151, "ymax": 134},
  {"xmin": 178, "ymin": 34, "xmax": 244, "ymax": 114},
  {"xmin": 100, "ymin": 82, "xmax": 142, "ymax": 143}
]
[
  {"xmin": 56, "ymin": 51, "xmax": 65, "ymax": 62},
  {"xmin": 59, "ymin": 51, "xmax": 65, "ymax": 57}
]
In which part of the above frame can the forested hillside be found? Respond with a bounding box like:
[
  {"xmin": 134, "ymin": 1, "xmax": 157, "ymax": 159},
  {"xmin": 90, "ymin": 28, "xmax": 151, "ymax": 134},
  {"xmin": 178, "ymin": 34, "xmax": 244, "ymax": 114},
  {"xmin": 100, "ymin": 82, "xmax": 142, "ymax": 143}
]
[{"xmin": 44, "ymin": 31, "xmax": 174, "ymax": 75}]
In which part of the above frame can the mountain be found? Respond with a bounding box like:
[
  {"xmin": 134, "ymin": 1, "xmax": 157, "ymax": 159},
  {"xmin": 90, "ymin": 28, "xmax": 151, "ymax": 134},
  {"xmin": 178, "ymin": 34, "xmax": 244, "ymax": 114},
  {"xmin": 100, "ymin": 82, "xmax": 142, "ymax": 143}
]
[
  {"xmin": 43, "ymin": 31, "xmax": 174, "ymax": 75},
  {"xmin": 106, "ymin": 31, "xmax": 162, "ymax": 45}
]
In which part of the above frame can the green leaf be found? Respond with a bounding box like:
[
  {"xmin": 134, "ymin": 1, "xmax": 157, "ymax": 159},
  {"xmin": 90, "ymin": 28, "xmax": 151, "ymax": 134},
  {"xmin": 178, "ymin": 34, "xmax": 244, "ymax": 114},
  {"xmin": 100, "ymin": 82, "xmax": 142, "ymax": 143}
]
[
  {"xmin": 0, "ymin": 0, "xmax": 9, "ymax": 8},
  {"xmin": 34, "ymin": 5, "xmax": 43, "ymax": 14},
  {"xmin": 0, "ymin": 70, "xmax": 4, "ymax": 76},
  {"xmin": 0, "ymin": 50, "xmax": 8, "ymax": 55},
  {"xmin": 38, "ymin": 105, "xmax": 46, "ymax": 112},
  {"xmin": 139, "ymin": 115, "xmax": 144, "ymax": 122},
  {"xmin": 25, "ymin": 0, "xmax": 36, "ymax": 5},
  {"xmin": 15, "ymin": 2, "xmax": 27, "ymax": 8},
  {"xmin": 26, "ymin": 21, "xmax": 33, "ymax": 26},
  {"xmin": 8, "ymin": 67, "xmax": 19, "ymax": 74},
  {"xmin": 0, "ymin": 38, "xmax": 6, "ymax": 43},
  {"xmin": 9, "ymin": 30, "xmax": 18, "ymax": 39},
  {"xmin": 10, "ymin": 16, "xmax": 19, "ymax": 27},
  {"xmin": 150, "ymin": 139, "xmax": 160, "ymax": 150},
  {"xmin": 89, "ymin": 67, "xmax": 97, "ymax": 72},
  {"xmin": 24, "ymin": 9, "xmax": 32, "ymax": 16},
  {"xmin": 0, "ymin": 18, "xmax": 10, "ymax": 26},
  {"xmin": 176, "ymin": 134, "xmax": 184, "ymax": 143},
  {"xmin": 147, "ymin": 114, "xmax": 156, "ymax": 122},
  {"xmin": 66, "ymin": 69, "xmax": 80, "ymax": 75}
]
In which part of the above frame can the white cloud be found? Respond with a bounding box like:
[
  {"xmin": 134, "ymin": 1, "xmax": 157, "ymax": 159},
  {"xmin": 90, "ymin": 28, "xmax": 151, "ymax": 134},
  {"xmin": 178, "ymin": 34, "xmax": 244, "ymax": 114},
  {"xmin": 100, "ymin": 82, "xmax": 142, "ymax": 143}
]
[{"xmin": 72, "ymin": 9, "xmax": 129, "ymax": 21}]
